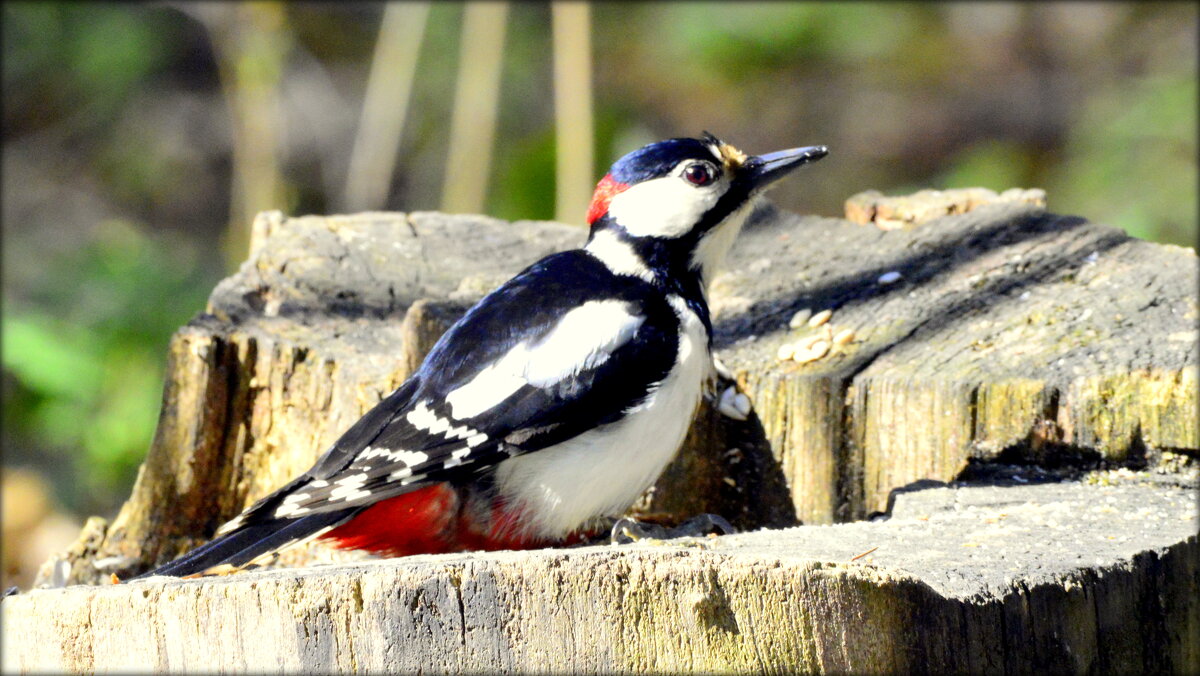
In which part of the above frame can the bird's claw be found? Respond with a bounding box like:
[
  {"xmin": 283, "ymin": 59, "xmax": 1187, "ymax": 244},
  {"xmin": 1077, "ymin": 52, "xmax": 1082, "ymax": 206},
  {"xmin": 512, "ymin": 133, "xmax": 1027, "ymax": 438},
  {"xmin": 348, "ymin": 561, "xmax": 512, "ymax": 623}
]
[
  {"xmin": 610, "ymin": 517, "xmax": 669, "ymax": 544},
  {"xmin": 673, "ymin": 513, "xmax": 737, "ymax": 538},
  {"xmin": 610, "ymin": 513, "xmax": 737, "ymax": 545}
]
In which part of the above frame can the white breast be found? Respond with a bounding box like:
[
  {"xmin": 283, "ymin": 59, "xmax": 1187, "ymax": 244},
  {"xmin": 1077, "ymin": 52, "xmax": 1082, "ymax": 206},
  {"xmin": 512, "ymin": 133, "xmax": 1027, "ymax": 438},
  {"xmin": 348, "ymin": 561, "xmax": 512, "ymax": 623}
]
[{"xmin": 493, "ymin": 294, "xmax": 711, "ymax": 539}]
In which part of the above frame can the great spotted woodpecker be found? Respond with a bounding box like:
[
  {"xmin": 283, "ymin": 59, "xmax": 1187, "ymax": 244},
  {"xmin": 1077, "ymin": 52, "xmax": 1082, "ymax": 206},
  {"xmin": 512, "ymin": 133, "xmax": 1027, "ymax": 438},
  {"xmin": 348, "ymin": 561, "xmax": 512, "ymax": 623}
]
[{"xmin": 143, "ymin": 133, "xmax": 826, "ymax": 577}]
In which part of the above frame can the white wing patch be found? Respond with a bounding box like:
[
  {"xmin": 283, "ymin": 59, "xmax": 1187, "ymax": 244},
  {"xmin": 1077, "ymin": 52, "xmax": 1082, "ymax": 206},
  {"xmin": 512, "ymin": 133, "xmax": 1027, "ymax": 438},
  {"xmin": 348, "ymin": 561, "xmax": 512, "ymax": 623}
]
[
  {"xmin": 268, "ymin": 399, "xmax": 496, "ymax": 518},
  {"xmin": 523, "ymin": 300, "xmax": 643, "ymax": 385},
  {"xmin": 328, "ymin": 473, "xmax": 371, "ymax": 501},
  {"xmin": 445, "ymin": 300, "xmax": 645, "ymax": 419},
  {"xmin": 406, "ymin": 401, "xmax": 484, "ymax": 443},
  {"xmin": 273, "ymin": 473, "xmax": 374, "ymax": 517},
  {"xmin": 275, "ymin": 490, "xmax": 315, "ymax": 517},
  {"xmin": 360, "ymin": 445, "xmax": 430, "ymax": 466},
  {"xmin": 443, "ymin": 359, "xmax": 527, "ymax": 420}
]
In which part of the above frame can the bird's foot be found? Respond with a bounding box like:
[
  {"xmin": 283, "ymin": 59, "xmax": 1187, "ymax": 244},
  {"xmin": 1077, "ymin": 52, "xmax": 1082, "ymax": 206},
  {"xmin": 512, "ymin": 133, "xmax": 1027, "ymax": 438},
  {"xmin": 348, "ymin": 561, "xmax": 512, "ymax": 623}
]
[{"xmin": 609, "ymin": 513, "xmax": 737, "ymax": 545}]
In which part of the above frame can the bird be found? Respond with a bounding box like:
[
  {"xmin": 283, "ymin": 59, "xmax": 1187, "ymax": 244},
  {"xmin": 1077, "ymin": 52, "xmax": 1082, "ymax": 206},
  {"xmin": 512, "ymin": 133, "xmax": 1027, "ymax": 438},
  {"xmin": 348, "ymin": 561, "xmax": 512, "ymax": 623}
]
[{"xmin": 140, "ymin": 133, "xmax": 827, "ymax": 578}]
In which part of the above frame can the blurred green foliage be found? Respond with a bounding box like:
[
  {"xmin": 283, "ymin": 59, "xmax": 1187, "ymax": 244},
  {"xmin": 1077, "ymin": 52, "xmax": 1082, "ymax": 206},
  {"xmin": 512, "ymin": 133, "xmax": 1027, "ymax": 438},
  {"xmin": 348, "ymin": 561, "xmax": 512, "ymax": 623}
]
[
  {"xmin": 2, "ymin": 2, "xmax": 1196, "ymax": 520},
  {"xmin": 4, "ymin": 3, "xmax": 171, "ymax": 129},
  {"xmin": 661, "ymin": 3, "xmax": 930, "ymax": 73},
  {"xmin": 1048, "ymin": 70, "xmax": 1198, "ymax": 245},
  {"xmin": 2, "ymin": 221, "xmax": 211, "ymax": 514}
]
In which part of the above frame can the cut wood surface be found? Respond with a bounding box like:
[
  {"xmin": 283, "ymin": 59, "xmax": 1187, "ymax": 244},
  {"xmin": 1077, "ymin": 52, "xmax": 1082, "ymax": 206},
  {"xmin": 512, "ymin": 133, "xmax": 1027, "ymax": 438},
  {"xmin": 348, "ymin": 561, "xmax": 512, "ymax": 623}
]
[
  {"xmin": 715, "ymin": 195, "xmax": 1197, "ymax": 524},
  {"xmin": 33, "ymin": 192, "xmax": 1199, "ymax": 588},
  {"xmin": 4, "ymin": 476, "xmax": 1196, "ymax": 673}
]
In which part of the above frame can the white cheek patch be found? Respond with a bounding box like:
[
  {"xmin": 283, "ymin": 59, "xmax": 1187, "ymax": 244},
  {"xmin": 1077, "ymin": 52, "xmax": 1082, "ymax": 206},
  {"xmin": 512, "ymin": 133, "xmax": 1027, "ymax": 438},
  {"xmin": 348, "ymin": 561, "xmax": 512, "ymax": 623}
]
[{"xmin": 606, "ymin": 175, "xmax": 727, "ymax": 239}]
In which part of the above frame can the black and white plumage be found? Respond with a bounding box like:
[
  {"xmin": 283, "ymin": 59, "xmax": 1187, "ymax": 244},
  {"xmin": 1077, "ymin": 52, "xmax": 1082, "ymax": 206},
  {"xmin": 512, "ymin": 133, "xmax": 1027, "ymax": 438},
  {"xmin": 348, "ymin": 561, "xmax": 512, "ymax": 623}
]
[{"xmin": 142, "ymin": 134, "xmax": 826, "ymax": 578}]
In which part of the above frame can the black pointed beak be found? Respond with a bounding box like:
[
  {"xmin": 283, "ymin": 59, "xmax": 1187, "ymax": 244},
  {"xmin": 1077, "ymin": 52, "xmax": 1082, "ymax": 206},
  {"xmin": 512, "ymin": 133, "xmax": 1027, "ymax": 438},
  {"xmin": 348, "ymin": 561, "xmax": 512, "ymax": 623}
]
[{"xmin": 743, "ymin": 145, "xmax": 828, "ymax": 190}]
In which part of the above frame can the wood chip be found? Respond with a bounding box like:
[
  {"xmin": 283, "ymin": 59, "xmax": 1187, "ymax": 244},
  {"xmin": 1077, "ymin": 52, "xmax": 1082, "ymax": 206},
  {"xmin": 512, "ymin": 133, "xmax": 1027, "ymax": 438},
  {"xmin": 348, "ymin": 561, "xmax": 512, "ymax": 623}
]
[{"xmin": 850, "ymin": 546, "xmax": 879, "ymax": 561}]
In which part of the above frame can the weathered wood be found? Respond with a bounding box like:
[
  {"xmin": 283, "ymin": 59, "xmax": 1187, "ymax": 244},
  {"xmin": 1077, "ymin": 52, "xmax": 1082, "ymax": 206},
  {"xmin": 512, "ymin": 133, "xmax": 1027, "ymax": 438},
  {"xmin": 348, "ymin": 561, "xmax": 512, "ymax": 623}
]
[
  {"xmin": 5, "ymin": 477, "xmax": 1196, "ymax": 673},
  {"xmin": 843, "ymin": 186, "xmax": 1047, "ymax": 230},
  {"xmin": 38, "ymin": 195, "xmax": 1200, "ymax": 586},
  {"xmin": 713, "ymin": 196, "xmax": 1197, "ymax": 522}
]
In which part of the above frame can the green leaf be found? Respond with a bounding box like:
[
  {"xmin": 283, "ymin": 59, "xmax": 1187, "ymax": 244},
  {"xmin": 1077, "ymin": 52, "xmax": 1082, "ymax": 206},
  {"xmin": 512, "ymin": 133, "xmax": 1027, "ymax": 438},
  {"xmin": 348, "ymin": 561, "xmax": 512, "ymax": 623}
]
[{"xmin": 1, "ymin": 314, "xmax": 104, "ymax": 398}]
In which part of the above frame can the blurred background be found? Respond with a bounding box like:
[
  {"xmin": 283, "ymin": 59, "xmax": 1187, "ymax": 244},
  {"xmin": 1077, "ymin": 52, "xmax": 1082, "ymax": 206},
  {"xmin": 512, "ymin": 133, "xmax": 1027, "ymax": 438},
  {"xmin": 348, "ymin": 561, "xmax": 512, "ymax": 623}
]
[{"xmin": 2, "ymin": 1, "xmax": 1196, "ymax": 588}]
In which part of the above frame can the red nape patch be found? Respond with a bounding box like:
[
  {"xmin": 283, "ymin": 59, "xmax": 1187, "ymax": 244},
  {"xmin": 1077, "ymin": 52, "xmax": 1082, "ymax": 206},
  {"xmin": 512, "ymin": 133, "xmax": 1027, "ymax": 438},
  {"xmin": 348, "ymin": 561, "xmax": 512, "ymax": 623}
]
[{"xmin": 586, "ymin": 174, "xmax": 629, "ymax": 225}]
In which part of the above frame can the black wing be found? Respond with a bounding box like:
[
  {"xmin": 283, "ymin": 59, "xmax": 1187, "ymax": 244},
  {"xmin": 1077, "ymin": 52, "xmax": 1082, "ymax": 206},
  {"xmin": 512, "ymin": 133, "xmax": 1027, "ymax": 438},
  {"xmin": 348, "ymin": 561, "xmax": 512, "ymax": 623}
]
[
  {"xmin": 138, "ymin": 251, "xmax": 680, "ymax": 578},
  {"xmin": 278, "ymin": 250, "xmax": 681, "ymax": 514}
]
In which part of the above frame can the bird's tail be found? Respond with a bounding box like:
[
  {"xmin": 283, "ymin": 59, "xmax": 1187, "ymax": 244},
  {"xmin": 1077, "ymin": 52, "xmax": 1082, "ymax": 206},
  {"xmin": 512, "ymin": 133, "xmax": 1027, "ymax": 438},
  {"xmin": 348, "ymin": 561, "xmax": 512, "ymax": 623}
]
[{"xmin": 132, "ymin": 501, "xmax": 361, "ymax": 580}]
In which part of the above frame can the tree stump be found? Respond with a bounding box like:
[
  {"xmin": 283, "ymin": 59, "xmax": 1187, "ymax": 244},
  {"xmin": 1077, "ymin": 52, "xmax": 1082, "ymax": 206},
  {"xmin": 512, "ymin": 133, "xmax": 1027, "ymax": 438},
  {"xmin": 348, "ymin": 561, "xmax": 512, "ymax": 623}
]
[
  {"xmin": 5, "ymin": 190, "xmax": 1197, "ymax": 673},
  {"xmin": 4, "ymin": 477, "xmax": 1196, "ymax": 673}
]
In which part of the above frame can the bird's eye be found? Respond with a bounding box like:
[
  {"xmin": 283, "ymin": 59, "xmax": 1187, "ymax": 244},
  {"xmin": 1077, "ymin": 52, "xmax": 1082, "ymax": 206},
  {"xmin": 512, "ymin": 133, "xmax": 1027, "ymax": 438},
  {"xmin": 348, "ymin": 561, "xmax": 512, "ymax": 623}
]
[{"xmin": 683, "ymin": 162, "xmax": 715, "ymax": 186}]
